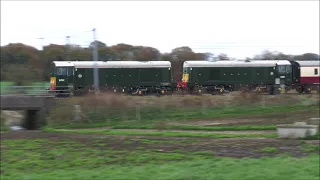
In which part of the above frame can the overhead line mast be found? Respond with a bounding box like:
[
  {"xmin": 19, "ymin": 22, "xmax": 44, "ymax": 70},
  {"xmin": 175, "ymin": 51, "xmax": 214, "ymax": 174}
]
[{"xmin": 92, "ymin": 28, "xmax": 99, "ymax": 93}]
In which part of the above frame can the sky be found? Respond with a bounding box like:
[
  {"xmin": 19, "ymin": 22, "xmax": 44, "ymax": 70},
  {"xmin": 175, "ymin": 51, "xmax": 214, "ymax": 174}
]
[{"xmin": 1, "ymin": 1, "xmax": 319, "ymax": 59}]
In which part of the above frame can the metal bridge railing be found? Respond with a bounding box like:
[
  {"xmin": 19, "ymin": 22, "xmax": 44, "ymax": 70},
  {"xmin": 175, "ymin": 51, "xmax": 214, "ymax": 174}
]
[{"xmin": 0, "ymin": 86, "xmax": 70, "ymax": 96}]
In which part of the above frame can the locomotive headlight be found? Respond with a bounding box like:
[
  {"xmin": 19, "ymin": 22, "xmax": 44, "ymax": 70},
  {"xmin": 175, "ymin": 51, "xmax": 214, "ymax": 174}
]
[
  {"xmin": 138, "ymin": 91, "xmax": 142, "ymax": 95},
  {"xmin": 122, "ymin": 89, "xmax": 125, "ymax": 92},
  {"xmin": 161, "ymin": 90, "xmax": 165, "ymax": 94},
  {"xmin": 220, "ymin": 89, "xmax": 223, "ymax": 92},
  {"xmin": 198, "ymin": 89, "xmax": 201, "ymax": 92}
]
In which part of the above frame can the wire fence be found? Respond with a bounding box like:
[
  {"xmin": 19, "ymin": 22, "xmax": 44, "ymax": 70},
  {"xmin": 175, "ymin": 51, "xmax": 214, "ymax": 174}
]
[{"xmin": 45, "ymin": 92, "xmax": 319, "ymax": 128}]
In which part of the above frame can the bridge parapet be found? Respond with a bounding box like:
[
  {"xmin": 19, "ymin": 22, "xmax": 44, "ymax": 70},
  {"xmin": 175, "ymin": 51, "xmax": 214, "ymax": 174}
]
[
  {"xmin": 0, "ymin": 95, "xmax": 55, "ymax": 110},
  {"xmin": 0, "ymin": 94, "xmax": 56, "ymax": 130}
]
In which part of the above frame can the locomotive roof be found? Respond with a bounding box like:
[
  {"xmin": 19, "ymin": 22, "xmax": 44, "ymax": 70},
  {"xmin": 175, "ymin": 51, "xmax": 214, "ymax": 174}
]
[
  {"xmin": 295, "ymin": 60, "xmax": 320, "ymax": 67},
  {"xmin": 183, "ymin": 60, "xmax": 291, "ymax": 67},
  {"xmin": 52, "ymin": 61, "xmax": 75, "ymax": 67},
  {"xmin": 53, "ymin": 61, "xmax": 171, "ymax": 68}
]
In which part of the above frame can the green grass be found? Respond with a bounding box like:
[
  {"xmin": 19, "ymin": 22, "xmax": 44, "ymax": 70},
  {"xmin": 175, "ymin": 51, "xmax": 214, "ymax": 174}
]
[
  {"xmin": 49, "ymin": 122, "xmax": 277, "ymax": 131},
  {"xmin": 1, "ymin": 139, "xmax": 319, "ymax": 180},
  {"xmin": 47, "ymin": 103, "xmax": 319, "ymax": 129},
  {"xmin": 0, "ymin": 122, "xmax": 10, "ymax": 132},
  {"xmin": 0, "ymin": 81, "xmax": 16, "ymax": 94},
  {"xmin": 0, "ymin": 114, "xmax": 10, "ymax": 132},
  {"xmin": 299, "ymin": 133, "xmax": 320, "ymax": 140},
  {"xmin": 110, "ymin": 124, "xmax": 277, "ymax": 131},
  {"xmin": 0, "ymin": 81, "xmax": 50, "ymax": 95},
  {"xmin": 301, "ymin": 143, "xmax": 320, "ymax": 153},
  {"xmin": 43, "ymin": 127, "xmax": 278, "ymax": 138},
  {"xmin": 25, "ymin": 82, "xmax": 50, "ymax": 94},
  {"xmin": 254, "ymin": 147, "xmax": 278, "ymax": 153}
]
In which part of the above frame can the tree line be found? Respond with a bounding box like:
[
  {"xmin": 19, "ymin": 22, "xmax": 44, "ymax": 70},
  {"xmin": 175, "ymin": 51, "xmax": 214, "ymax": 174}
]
[{"xmin": 1, "ymin": 41, "xmax": 319, "ymax": 85}]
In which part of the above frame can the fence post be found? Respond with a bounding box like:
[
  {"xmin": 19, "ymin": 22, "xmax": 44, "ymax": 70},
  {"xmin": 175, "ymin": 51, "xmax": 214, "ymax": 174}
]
[
  {"xmin": 73, "ymin": 105, "xmax": 82, "ymax": 121},
  {"xmin": 136, "ymin": 104, "xmax": 141, "ymax": 121},
  {"xmin": 201, "ymin": 98, "xmax": 208, "ymax": 115}
]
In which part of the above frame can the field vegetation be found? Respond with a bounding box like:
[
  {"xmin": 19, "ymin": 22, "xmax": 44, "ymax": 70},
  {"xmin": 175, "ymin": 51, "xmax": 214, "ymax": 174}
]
[
  {"xmin": 0, "ymin": 81, "xmax": 50, "ymax": 95},
  {"xmin": 1, "ymin": 90, "xmax": 319, "ymax": 179},
  {"xmin": 1, "ymin": 134, "xmax": 319, "ymax": 180},
  {"xmin": 1, "ymin": 29, "xmax": 320, "ymax": 180},
  {"xmin": 46, "ymin": 91, "xmax": 320, "ymax": 129}
]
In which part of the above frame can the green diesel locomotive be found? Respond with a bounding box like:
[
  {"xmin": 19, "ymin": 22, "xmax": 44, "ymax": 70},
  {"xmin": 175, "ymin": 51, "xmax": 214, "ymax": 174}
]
[
  {"xmin": 181, "ymin": 60, "xmax": 293, "ymax": 94},
  {"xmin": 49, "ymin": 61, "xmax": 175, "ymax": 96}
]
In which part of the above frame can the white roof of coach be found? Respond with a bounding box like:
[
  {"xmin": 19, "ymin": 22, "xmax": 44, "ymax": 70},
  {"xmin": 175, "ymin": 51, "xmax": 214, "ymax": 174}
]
[
  {"xmin": 183, "ymin": 60, "xmax": 291, "ymax": 68},
  {"xmin": 295, "ymin": 61, "xmax": 320, "ymax": 67},
  {"xmin": 53, "ymin": 61, "xmax": 171, "ymax": 68}
]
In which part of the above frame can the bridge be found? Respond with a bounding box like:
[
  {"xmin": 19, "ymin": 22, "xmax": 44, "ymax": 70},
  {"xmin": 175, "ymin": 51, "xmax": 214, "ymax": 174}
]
[{"xmin": 0, "ymin": 86, "xmax": 57, "ymax": 130}]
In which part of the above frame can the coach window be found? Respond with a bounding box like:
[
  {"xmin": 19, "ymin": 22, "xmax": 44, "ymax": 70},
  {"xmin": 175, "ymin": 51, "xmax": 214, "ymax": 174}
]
[{"xmin": 315, "ymin": 69, "xmax": 318, "ymax": 75}]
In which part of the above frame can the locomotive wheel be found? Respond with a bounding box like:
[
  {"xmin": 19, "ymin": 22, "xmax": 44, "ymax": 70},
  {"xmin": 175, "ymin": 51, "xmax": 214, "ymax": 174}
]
[
  {"xmin": 212, "ymin": 89, "xmax": 224, "ymax": 95},
  {"xmin": 189, "ymin": 87, "xmax": 196, "ymax": 95},
  {"xmin": 284, "ymin": 87, "xmax": 290, "ymax": 94},
  {"xmin": 269, "ymin": 86, "xmax": 279, "ymax": 95},
  {"xmin": 295, "ymin": 87, "xmax": 303, "ymax": 94},
  {"xmin": 172, "ymin": 89, "xmax": 184, "ymax": 95},
  {"xmin": 211, "ymin": 90, "xmax": 218, "ymax": 95}
]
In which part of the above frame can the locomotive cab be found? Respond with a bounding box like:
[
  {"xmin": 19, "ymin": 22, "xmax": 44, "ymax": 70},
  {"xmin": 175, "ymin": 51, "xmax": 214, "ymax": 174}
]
[
  {"xmin": 49, "ymin": 61, "xmax": 75, "ymax": 96},
  {"xmin": 276, "ymin": 63, "xmax": 293, "ymax": 85},
  {"xmin": 288, "ymin": 61, "xmax": 301, "ymax": 85},
  {"xmin": 272, "ymin": 60, "xmax": 293, "ymax": 94}
]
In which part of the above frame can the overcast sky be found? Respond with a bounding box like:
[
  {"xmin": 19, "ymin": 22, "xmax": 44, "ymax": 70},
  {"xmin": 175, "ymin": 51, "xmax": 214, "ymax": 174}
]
[{"xmin": 1, "ymin": 1, "xmax": 319, "ymax": 59}]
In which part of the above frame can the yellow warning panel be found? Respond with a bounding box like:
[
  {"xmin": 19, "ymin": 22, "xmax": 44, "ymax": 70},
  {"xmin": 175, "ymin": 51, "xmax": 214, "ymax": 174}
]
[
  {"xmin": 182, "ymin": 74, "xmax": 189, "ymax": 82},
  {"xmin": 50, "ymin": 77, "xmax": 56, "ymax": 87}
]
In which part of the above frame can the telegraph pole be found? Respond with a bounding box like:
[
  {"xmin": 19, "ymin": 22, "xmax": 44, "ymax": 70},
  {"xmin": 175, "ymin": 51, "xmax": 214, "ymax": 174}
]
[
  {"xmin": 38, "ymin": 38, "xmax": 44, "ymax": 50},
  {"xmin": 92, "ymin": 28, "xmax": 99, "ymax": 93},
  {"xmin": 65, "ymin": 36, "xmax": 70, "ymax": 61},
  {"xmin": 38, "ymin": 38, "xmax": 45, "ymax": 85},
  {"xmin": 66, "ymin": 36, "xmax": 70, "ymax": 44}
]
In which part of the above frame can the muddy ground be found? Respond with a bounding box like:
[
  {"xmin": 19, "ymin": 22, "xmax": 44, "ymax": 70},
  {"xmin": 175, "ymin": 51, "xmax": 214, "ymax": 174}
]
[{"xmin": 1, "ymin": 131, "xmax": 319, "ymax": 158}]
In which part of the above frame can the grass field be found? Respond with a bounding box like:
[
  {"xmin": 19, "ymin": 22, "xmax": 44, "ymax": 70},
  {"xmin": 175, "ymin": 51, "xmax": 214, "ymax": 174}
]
[
  {"xmin": 46, "ymin": 92, "xmax": 320, "ymax": 128},
  {"xmin": 0, "ymin": 81, "xmax": 50, "ymax": 95},
  {"xmin": 1, "ymin": 92, "xmax": 319, "ymax": 179},
  {"xmin": 1, "ymin": 133, "xmax": 319, "ymax": 180}
]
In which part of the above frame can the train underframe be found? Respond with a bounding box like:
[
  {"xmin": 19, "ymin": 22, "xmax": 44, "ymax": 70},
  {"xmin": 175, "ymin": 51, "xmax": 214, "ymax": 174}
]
[
  {"xmin": 51, "ymin": 84, "xmax": 176, "ymax": 97},
  {"xmin": 49, "ymin": 83, "xmax": 319, "ymax": 97},
  {"xmin": 287, "ymin": 84, "xmax": 320, "ymax": 94},
  {"xmin": 177, "ymin": 83, "xmax": 283, "ymax": 95}
]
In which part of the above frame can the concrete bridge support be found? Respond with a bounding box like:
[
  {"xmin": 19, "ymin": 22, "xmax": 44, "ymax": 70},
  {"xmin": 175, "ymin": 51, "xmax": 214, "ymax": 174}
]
[{"xmin": 0, "ymin": 96, "xmax": 55, "ymax": 130}]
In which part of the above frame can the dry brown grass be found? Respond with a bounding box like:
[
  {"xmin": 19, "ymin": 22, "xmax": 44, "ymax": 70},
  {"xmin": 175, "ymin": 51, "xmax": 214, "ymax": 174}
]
[{"xmin": 47, "ymin": 92, "xmax": 320, "ymax": 124}]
